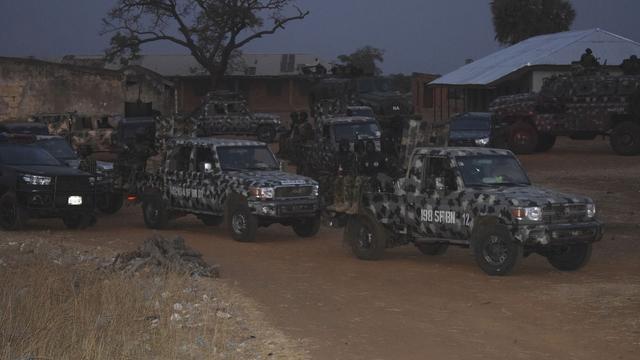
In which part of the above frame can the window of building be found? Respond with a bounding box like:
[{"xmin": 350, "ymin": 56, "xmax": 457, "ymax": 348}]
[{"xmin": 280, "ymin": 54, "xmax": 295, "ymax": 73}]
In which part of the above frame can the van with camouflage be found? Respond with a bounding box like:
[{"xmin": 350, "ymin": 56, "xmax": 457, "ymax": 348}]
[
  {"xmin": 140, "ymin": 138, "xmax": 321, "ymax": 242},
  {"xmin": 344, "ymin": 147, "xmax": 603, "ymax": 275}
]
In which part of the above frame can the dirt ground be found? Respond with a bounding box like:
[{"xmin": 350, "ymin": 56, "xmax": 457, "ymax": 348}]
[{"xmin": 2, "ymin": 138, "xmax": 640, "ymax": 359}]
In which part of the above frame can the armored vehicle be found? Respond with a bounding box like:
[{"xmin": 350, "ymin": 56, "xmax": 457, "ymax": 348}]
[
  {"xmin": 31, "ymin": 112, "xmax": 121, "ymax": 154},
  {"xmin": 140, "ymin": 138, "xmax": 321, "ymax": 242},
  {"xmin": 0, "ymin": 134, "xmax": 97, "ymax": 230},
  {"xmin": 490, "ymin": 66, "xmax": 640, "ymax": 155},
  {"xmin": 344, "ymin": 147, "xmax": 602, "ymax": 275},
  {"xmin": 188, "ymin": 92, "xmax": 285, "ymax": 143}
]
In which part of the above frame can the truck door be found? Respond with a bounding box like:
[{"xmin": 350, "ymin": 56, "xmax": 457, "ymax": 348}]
[
  {"xmin": 408, "ymin": 156, "xmax": 466, "ymax": 241},
  {"xmin": 165, "ymin": 145, "xmax": 193, "ymax": 209},
  {"xmin": 193, "ymin": 146, "xmax": 224, "ymax": 213},
  {"xmin": 227, "ymin": 102, "xmax": 250, "ymax": 132}
]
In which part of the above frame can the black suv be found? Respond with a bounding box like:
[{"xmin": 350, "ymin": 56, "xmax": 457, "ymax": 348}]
[{"xmin": 0, "ymin": 135, "xmax": 97, "ymax": 230}]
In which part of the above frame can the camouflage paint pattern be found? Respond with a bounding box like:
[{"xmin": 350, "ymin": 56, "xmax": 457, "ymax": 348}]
[{"xmin": 359, "ymin": 147, "xmax": 602, "ymax": 248}]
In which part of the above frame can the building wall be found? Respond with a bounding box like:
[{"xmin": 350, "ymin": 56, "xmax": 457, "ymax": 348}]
[
  {"xmin": 0, "ymin": 57, "xmax": 124, "ymax": 122},
  {"xmin": 175, "ymin": 76, "xmax": 311, "ymax": 124},
  {"xmin": 123, "ymin": 70, "xmax": 175, "ymax": 116}
]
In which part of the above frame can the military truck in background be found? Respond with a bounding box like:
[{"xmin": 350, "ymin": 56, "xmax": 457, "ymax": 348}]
[
  {"xmin": 344, "ymin": 147, "xmax": 603, "ymax": 276},
  {"xmin": 186, "ymin": 92, "xmax": 285, "ymax": 143},
  {"xmin": 139, "ymin": 138, "xmax": 321, "ymax": 242},
  {"xmin": 490, "ymin": 64, "xmax": 640, "ymax": 155}
]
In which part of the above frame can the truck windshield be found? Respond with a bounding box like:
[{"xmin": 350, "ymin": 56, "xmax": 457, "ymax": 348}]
[
  {"xmin": 450, "ymin": 116, "xmax": 491, "ymax": 131},
  {"xmin": 333, "ymin": 122, "xmax": 380, "ymax": 142},
  {"xmin": 456, "ymin": 155, "xmax": 530, "ymax": 187},
  {"xmin": 36, "ymin": 138, "xmax": 78, "ymax": 160},
  {"xmin": 347, "ymin": 108, "xmax": 375, "ymax": 118},
  {"xmin": 217, "ymin": 146, "xmax": 279, "ymax": 171},
  {"xmin": 0, "ymin": 144, "xmax": 62, "ymax": 166}
]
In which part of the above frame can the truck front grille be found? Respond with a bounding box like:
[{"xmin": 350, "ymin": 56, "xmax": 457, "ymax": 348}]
[
  {"xmin": 275, "ymin": 186, "xmax": 314, "ymax": 198},
  {"xmin": 55, "ymin": 176, "xmax": 91, "ymax": 192},
  {"xmin": 543, "ymin": 204, "xmax": 587, "ymax": 224}
]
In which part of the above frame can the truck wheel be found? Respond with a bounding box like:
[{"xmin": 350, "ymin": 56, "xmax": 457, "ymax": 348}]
[
  {"xmin": 62, "ymin": 213, "xmax": 94, "ymax": 230},
  {"xmin": 473, "ymin": 226, "xmax": 522, "ymax": 276},
  {"xmin": 535, "ymin": 133, "xmax": 556, "ymax": 152},
  {"xmin": 142, "ymin": 195, "xmax": 168, "ymax": 229},
  {"xmin": 199, "ymin": 215, "xmax": 224, "ymax": 226},
  {"xmin": 508, "ymin": 122, "xmax": 538, "ymax": 154},
  {"xmin": 345, "ymin": 214, "xmax": 387, "ymax": 260},
  {"xmin": 228, "ymin": 203, "xmax": 258, "ymax": 242},
  {"xmin": 610, "ymin": 121, "xmax": 640, "ymax": 155},
  {"xmin": 0, "ymin": 193, "xmax": 27, "ymax": 231},
  {"xmin": 97, "ymin": 191, "xmax": 124, "ymax": 215},
  {"xmin": 545, "ymin": 243, "xmax": 592, "ymax": 271},
  {"xmin": 256, "ymin": 125, "xmax": 277, "ymax": 143},
  {"xmin": 292, "ymin": 216, "xmax": 321, "ymax": 238},
  {"xmin": 416, "ymin": 243, "xmax": 449, "ymax": 256}
]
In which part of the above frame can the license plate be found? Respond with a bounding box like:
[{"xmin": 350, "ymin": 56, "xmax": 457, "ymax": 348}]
[{"xmin": 68, "ymin": 196, "xmax": 83, "ymax": 206}]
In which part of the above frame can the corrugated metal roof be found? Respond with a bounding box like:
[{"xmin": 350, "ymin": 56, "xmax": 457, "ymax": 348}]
[{"xmin": 430, "ymin": 29, "xmax": 640, "ymax": 87}]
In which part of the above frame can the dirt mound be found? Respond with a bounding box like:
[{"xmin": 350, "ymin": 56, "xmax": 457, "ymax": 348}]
[{"xmin": 107, "ymin": 235, "xmax": 219, "ymax": 277}]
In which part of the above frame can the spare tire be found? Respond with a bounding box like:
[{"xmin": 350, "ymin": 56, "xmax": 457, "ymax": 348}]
[{"xmin": 610, "ymin": 121, "xmax": 640, "ymax": 155}]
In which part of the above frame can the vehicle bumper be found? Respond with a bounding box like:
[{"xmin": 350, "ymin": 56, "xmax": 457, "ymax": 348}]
[
  {"xmin": 248, "ymin": 198, "xmax": 319, "ymax": 218},
  {"xmin": 513, "ymin": 220, "xmax": 603, "ymax": 246},
  {"xmin": 16, "ymin": 189, "xmax": 96, "ymax": 218}
]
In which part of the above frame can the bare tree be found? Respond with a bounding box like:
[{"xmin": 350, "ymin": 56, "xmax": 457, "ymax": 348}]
[{"xmin": 102, "ymin": 0, "xmax": 309, "ymax": 88}]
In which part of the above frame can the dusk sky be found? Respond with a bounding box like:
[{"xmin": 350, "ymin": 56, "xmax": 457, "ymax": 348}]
[{"xmin": 1, "ymin": 0, "xmax": 639, "ymax": 75}]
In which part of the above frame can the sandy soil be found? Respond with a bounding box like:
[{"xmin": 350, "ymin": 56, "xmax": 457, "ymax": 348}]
[{"xmin": 2, "ymin": 138, "xmax": 639, "ymax": 359}]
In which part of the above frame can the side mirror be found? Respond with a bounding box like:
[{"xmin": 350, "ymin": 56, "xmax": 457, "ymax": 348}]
[{"xmin": 203, "ymin": 162, "xmax": 214, "ymax": 173}]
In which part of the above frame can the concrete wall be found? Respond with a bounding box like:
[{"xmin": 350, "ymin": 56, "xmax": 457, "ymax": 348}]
[{"xmin": 0, "ymin": 57, "xmax": 124, "ymax": 122}]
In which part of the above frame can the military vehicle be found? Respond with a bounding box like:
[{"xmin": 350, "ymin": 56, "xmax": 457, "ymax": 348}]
[
  {"xmin": 343, "ymin": 147, "xmax": 602, "ymax": 275},
  {"xmin": 139, "ymin": 137, "xmax": 321, "ymax": 242},
  {"xmin": 0, "ymin": 134, "xmax": 97, "ymax": 230},
  {"xmin": 448, "ymin": 112, "xmax": 495, "ymax": 147},
  {"xmin": 187, "ymin": 92, "xmax": 285, "ymax": 143},
  {"xmin": 31, "ymin": 112, "xmax": 121, "ymax": 154},
  {"xmin": 490, "ymin": 65, "xmax": 640, "ymax": 155}
]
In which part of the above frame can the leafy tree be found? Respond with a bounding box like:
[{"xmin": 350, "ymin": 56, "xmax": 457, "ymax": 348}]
[
  {"xmin": 337, "ymin": 46, "xmax": 385, "ymax": 76},
  {"xmin": 102, "ymin": 0, "xmax": 309, "ymax": 88},
  {"xmin": 491, "ymin": 0, "xmax": 576, "ymax": 46}
]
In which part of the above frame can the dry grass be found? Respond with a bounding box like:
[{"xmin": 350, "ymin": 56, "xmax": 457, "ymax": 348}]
[{"xmin": 0, "ymin": 242, "xmax": 308, "ymax": 360}]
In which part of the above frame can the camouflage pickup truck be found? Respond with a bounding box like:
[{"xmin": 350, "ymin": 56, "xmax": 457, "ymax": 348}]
[
  {"xmin": 344, "ymin": 147, "xmax": 602, "ymax": 275},
  {"xmin": 189, "ymin": 92, "xmax": 285, "ymax": 143},
  {"xmin": 140, "ymin": 138, "xmax": 321, "ymax": 242}
]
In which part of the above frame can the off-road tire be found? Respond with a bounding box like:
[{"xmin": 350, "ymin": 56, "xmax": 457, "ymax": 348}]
[
  {"xmin": 97, "ymin": 191, "xmax": 124, "ymax": 215},
  {"xmin": 508, "ymin": 121, "xmax": 538, "ymax": 154},
  {"xmin": 416, "ymin": 243, "xmax": 449, "ymax": 256},
  {"xmin": 199, "ymin": 215, "xmax": 224, "ymax": 226},
  {"xmin": 142, "ymin": 194, "xmax": 168, "ymax": 229},
  {"xmin": 292, "ymin": 216, "xmax": 321, "ymax": 238},
  {"xmin": 610, "ymin": 121, "xmax": 640, "ymax": 156},
  {"xmin": 344, "ymin": 213, "xmax": 387, "ymax": 261},
  {"xmin": 0, "ymin": 192, "xmax": 27, "ymax": 231},
  {"xmin": 62, "ymin": 213, "xmax": 94, "ymax": 230},
  {"xmin": 545, "ymin": 243, "xmax": 593, "ymax": 271},
  {"xmin": 473, "ymin": 226, "xmax": 522, "ymax": 276},
  {"xmin": 227, "ymin": 201, "xmax": 258, "ymax": 242},
  {"xmin": 256, "ymin": 125, "xmax": 277, "ymax": 143},
  {"xmin": 535, "ymin": 133, "xmax": 556, "ymax": 152}
]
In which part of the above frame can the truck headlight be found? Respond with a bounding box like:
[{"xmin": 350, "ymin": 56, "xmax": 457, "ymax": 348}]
[
  {"xmin": 249, "ymin": 187, "xmax": 274, "ymax": 199},
  {"xmin": 312, "ymin": 185, "xmax": 319, "ymax": 197},
  {"xmin": 21, "ymin": 174, "xmax": 52, "ymax": 186},
  {"xmin": 512, "ymin": 207, "xmax": 543, "ymax": 221},
  {"xmin": 475, "ymin": 137, "xmax": 490, "ymax": 146},
  {"xmin": 586, "ymin": 203, "xmax": 596, "ymax": 218}
]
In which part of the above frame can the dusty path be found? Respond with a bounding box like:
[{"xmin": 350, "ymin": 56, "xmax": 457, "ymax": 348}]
[{"xmin": 6, "ymin": 138, "xmax": 640, "ymax": 359}]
